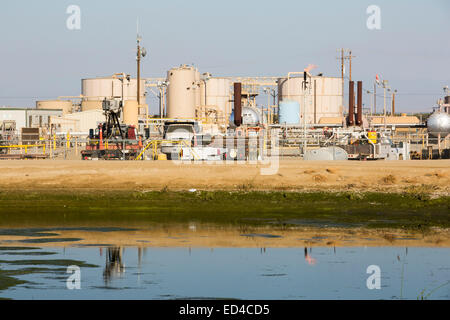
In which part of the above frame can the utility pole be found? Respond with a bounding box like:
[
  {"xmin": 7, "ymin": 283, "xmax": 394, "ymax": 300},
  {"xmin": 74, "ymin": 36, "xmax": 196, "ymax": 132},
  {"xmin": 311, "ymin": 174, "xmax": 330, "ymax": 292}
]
[
  {"xmin": 137, "ymin": 34, "xmax": 141, "ymax": 106},
  {"xmin": 374, "ymin": 82, "xmax": 376, "ymax": 115},
  {"xmin": 392, "ymin": 90, "xmax": 397, "ymax": 115},
  {"xmin": 347, "ymin": 50, "xmax": 356, "ymax": 82},
  {"xmin": 337, "ymin": 48, "xmax": 356, "ymax": 117},
  {"xmin": 339, "ymin": 49, "xmax": 344, "ymax": 112},
  {"xmin": 136, "ymin": 20, "xmax": 147, "ymax": 107}
]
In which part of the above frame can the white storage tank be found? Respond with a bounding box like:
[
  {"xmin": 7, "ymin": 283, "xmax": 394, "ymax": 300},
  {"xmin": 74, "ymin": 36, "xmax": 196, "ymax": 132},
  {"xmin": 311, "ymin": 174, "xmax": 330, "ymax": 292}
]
[
  {"xmin": 36, "ymin": 100, "xmax": 73, "ymax": 115},
  {"xmin": 166, "ymin": 65, "xmax": 199, "ymax": 119},
  {"xmin": 81, "ymin": 100, "xmax": 103, "ymax": 112},
  {"xmin": 278, "ymin": 76, "xmax": 343, "ymax": 124},
  {"xmin": 123, "ymin": 100, "xmax": 139, "ymax": 127},
  {"xmin": 201, "ymin": 78, "xmax": 232, "ymax": 118},
  {"xmin": 427, "ymin": 111, "xmax": 450, "ymax": 137},
  {"xmin": 81, "ymin": 77, "xmax": 145, "ymax": 103}
]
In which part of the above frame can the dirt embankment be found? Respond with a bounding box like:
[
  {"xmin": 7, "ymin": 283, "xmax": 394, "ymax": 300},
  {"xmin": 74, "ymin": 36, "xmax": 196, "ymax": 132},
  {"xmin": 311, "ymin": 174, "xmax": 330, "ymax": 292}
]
[{"xmin": 0, "ymin": 160, "xmax": 448, "ymax": 195}]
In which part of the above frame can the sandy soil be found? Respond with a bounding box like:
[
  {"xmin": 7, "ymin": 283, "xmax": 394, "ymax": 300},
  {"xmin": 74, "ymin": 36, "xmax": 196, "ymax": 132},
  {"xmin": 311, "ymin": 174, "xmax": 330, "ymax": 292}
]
[
  {"xmin": 0, "ymin": 159, "xmax": 448, "ymax": 194},
  {"xmin": 0, "ymin": 226, "xmax": 448, "ymax": 248}
]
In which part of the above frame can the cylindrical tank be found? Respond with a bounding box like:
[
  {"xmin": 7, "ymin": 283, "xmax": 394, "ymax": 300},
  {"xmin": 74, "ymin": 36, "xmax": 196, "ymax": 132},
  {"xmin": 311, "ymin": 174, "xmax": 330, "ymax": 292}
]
[
  {"xmin": 278, "ymin": 76, "xmax": 343, "ymax": 124},
  {"xmin": 194, "ymin": 70, "xmax": 201, "ymax": 109},
  {"xmin": 427, "ymin": 111, "xmax": 450, "ymax": 137},
  {"xmin": 304, "ymin": 147, "xmax": 348, "ymax": 161},
  {"xmin": 81, "ymin": 77, "xmax": 145, "ymax": 102},
  {"xmin": 81, "ymin": 101, "xmax": 103, "ymax": 111},
  {"xmin": 204, "ymin": 78, "xmax": 232, "ymax": 116},
  {"xmin": 36, "ymin": 100, "xmax": 73, "ymax": 114},
  {"xmin": 279, "ymin": 100, "xmax": 300, "ymax": 124},
  {"xmin": 242, "ymin": 106, "xmax": 261, "ymax": 125},
  {"xmin": 229, "ymin": 106, "xmax": 261, "ymax": 127},
  {"xmin": 166, "ymin": 65, "xmax": 198, "ymax": 119},
  {"xmin": 123, "ymin": 100, "xmax": 139, "ymax": 127}
]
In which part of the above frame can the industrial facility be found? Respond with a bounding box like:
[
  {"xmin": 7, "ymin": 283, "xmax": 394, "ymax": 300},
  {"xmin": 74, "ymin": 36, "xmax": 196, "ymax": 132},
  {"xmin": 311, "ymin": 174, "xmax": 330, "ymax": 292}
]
[{"xmin": 0, "ymin": 39, "xmax": 449, "ymax": 161}]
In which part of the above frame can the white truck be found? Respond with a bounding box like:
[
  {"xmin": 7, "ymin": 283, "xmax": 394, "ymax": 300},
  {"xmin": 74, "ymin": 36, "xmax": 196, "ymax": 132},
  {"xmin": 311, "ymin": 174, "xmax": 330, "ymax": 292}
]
[{"xmin": 161, "ymin": 122, "xmax": 227, "ymax": 161}]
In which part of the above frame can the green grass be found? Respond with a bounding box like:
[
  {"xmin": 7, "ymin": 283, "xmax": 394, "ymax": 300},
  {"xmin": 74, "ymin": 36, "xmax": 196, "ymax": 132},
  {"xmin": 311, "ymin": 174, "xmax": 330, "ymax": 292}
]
[{"xmin": 0, "ymin": 190, "xmax": 448, "ymax": 230}]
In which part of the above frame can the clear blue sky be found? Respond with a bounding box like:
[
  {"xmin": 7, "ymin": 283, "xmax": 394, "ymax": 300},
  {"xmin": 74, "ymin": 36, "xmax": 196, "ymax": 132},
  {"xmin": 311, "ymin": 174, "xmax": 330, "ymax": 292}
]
[{"xmin": 1, "ymin": 0, "xmax": 449, "ymax": 113}]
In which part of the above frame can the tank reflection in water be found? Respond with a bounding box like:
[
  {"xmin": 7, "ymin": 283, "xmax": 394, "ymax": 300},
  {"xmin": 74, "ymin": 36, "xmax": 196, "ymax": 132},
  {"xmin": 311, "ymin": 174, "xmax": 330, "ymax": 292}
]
[{"xmin": 0, "ymin": 246, "xmax": 449, "ymax": 300}]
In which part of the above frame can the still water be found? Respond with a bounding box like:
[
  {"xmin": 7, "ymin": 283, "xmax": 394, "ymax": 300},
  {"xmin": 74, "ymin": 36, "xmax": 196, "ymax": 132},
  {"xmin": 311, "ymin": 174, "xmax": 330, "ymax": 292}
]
[{"xmin": 0, "ymin": 246, "xmax": 449, "ymax": 300}]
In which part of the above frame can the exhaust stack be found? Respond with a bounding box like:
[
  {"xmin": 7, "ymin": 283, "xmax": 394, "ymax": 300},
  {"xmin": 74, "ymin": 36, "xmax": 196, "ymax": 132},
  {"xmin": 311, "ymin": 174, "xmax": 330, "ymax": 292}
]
[
  {"xmin": 348, "ymin": 81, "xmax": 354, "ymax": 126},
  {"xmin": 356, "ymin": 81, "xmax": 363, "ymax": 126},
  {"xmin": 234, "ymin": 82, "xmax": 242, "ymax": 127}
]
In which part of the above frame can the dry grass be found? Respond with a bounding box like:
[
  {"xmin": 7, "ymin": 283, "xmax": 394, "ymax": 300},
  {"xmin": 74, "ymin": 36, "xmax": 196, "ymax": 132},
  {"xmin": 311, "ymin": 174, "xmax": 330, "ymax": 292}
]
[
  {"xmin": 382, "ymin": 174, "xmax": 397, "ymax": 184},
  {"xmin": 326, "ymin": 168, "xmax": 338, "ymax": 174},
  {"xmin": 313, "ymin": 174, "xmax": 327, "ymax": 182}
]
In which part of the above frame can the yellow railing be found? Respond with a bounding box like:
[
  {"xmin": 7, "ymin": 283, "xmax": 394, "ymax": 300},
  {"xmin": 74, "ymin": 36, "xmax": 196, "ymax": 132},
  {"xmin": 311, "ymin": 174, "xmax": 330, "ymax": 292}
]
[
  {"xmin": 135, "ymin": 139, "xmax": 201, "ymax": 161},
  {"xmin": 0, "ymin": 144, "xmax": 46, "ymax": 154}
]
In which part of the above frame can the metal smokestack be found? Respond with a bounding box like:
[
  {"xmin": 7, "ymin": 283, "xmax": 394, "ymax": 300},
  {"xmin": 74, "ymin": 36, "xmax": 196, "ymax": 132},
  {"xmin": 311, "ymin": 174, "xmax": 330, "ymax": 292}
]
[
  {"xmin": 234, "ymin": 82, "xmax": 242, "ymax": 127},
  {"xmin": 348, "ymin": 81, "xmax": 354, "ymax": 126},
  {"xmin": 356, "ymin": 81, "xmax": 363, "ymax": 126}
]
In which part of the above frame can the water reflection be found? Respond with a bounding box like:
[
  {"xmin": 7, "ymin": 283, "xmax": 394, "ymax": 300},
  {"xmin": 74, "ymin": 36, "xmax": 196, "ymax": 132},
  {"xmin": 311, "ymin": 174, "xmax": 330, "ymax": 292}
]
[
  {"xmin": 304, "ymin": 247, "xmax": 316, "ymax": 265},
  {"xmin": 0, "ymin": 245, "xmax": 449, "ymax": 300},
  {"xmin": 103, "ymin": 247, "xmax": 125, "ymax": 284}
]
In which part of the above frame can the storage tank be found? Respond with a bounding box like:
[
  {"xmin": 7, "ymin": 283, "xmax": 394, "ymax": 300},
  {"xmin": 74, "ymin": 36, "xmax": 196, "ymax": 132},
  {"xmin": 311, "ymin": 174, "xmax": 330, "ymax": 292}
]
[
  {"xmin": 166, "ymin": 65, "xmax": 199, "ymax": 119},
  {"xmin": 278, "ymin": 76, "xmax": 343, "ymax": 124},
  {"xmin": 81, "ymin": 100, "xmax": 103, "ymax": 112},
  {"xmin": 427, "ymin": 111, "xmax": 450, "ymax": 137},
  {"xmin": 194, "ymin": 70, "xmax": 201, "ymax": 110},
  {"xmin": 201, "ymin": 78, "xmax": 232, "ymax": 117},
  {"xmin": 279, "ymin": 100, "xmax": 300, "ymax": 124},
  {"xmin": 229, "ymin": 106, "xmax": 261, "ymax": 126},
  {"xmin": 81, "ymin": 77, "xmax": 145, "ymax": 103},
  {"xmin": 123, "ymin": 100, "xmax": 139, "ymax": 127},
  {"xmin": 36, "ymin": 100, "xmax": 73, "ymax": 115},
  {"xmin": 304, "ymin": 147, "xmax": 348, "ymax": 161}
]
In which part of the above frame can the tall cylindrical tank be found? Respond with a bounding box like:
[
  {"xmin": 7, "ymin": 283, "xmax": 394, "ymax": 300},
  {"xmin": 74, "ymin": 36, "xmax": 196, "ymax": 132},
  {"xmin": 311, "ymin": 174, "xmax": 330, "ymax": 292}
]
[
  {"xmin": 279, "ymin": 100, "xmax": 300, "ymax": 124},
  {"xmin": 278, "ymin": 76, "xmax": 343, "ymax": 124},
  {"xmin": 81, "ymin": 77, "xmax": 145, "ymax": 103},
  {"xmin": 194, "ymin": 70, "xmax": 201, "ymax": 110},
  {"xmin": 36, "ymin": 100, "xmax": 73, "ymax": 114},
  {"xmin": 81, "ymin": 101, "xmax": 103, "ymax": 111},
  {"xmin": 204, "ymin": 78, "xmax": 232, "ymax": 117},
  {"xmin": 166, "ymin": 65, "xmax": 198, "ymax": 119},
  {"xmin": 123, "ymin": 100, "xmax": 139, "ymax": 127},
  {"xmin": 427, "ymin": 111, "xmax": 450, "ymax": 137}
]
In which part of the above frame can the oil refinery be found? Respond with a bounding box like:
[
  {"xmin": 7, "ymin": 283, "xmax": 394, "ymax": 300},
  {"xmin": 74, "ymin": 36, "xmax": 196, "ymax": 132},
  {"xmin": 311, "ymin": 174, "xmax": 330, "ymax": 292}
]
[{"xmin": 0, "ymin": 38, "xmax": 449, "ymax": 162}]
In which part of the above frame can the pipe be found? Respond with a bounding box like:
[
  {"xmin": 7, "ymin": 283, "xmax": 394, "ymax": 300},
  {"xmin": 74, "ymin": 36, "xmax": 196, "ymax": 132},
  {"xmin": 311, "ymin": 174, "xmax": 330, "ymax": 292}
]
[
  {"xmin": 314, "ymin": 80, "xmax": 317, "ymax": 124},
  {"xmin": 348, "ymin": 81, "xmax": 354, "ymax": 126},
  {"xmin": 234, "ymin": 83, "xmax": 242, "ymax": 127},
  {"xmin": 357, "ymin": 81, "xmax": 363, "ymax": 126}
]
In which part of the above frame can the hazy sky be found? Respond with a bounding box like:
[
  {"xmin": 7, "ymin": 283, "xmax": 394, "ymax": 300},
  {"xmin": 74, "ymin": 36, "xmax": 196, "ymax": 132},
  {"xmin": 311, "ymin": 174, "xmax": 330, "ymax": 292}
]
[{"xmin": 1, "ymin": 0, "xmax": 449, "ymax": 113}]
